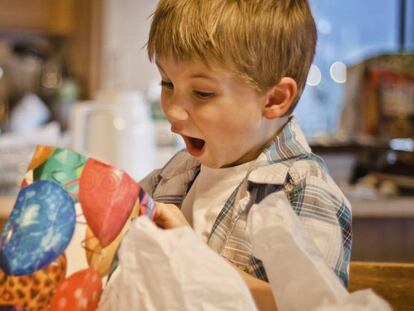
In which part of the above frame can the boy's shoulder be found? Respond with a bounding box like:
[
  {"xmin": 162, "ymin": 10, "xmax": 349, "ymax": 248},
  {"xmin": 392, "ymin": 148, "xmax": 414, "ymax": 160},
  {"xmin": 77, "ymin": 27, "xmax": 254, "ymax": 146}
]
[
  {"xmin": 249, "ymin": 152, "xmax": 328, "ymax": 185},
  {"xmin": 158, "ymin": 149, "xmax": 199, "ymax": 180},
  {"xmin": 249, "ymin": 151, "xmax": 349, "ymax": 206},
  {"xmin": 286, "ymin": 153, "xmax": 330, "ymax": 184},
  {"xmin": 139, "ymin": 149, "xmax": 200, "ymax": 201}
]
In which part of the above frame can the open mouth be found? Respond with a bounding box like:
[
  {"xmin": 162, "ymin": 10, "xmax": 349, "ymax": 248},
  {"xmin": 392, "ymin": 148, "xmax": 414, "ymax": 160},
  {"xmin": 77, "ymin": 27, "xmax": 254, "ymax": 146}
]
[{"xmin": 184, "ymin": 135, "xmax": 205, "ymax": 156}]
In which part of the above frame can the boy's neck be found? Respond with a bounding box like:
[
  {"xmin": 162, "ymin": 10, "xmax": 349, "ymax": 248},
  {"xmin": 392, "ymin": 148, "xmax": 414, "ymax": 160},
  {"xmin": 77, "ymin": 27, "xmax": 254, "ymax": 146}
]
[
  {"xmin": 269, "ymin": 116, "xmax": 290, "ymax": 142},
  {"xmin": 221, "ymin": 116, "xmax": 291, "ymax": 169}
]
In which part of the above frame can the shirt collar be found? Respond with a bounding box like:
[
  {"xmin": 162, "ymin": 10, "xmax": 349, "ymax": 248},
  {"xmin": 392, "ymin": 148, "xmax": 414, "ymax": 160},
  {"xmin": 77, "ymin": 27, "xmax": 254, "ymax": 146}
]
[
  {"xmin": 159, "ymin": 150, "xmax": 200, "ymax": 180},
  {"xmin": 248, "ymin": 116, "xmax": 311, "ymax": 185}
]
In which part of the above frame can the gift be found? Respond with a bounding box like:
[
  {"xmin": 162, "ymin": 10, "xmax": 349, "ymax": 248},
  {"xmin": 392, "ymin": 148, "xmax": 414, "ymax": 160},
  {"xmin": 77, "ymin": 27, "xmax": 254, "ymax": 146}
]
[{"xmin": 0, "ymin": 146, "xmax": 155, "ymax": 310}]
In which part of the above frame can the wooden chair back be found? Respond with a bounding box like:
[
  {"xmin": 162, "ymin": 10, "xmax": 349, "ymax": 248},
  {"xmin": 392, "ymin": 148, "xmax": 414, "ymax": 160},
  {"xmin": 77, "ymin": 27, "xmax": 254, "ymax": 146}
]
[{"xmin": 349, "ymin": 261, "xmax": 414, "ymax": 310}]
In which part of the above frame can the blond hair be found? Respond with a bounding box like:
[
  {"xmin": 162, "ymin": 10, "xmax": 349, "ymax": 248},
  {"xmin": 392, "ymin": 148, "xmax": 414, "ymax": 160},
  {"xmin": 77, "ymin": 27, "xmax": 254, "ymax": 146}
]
[{"xmin": 147, "ymin": 0, "xmax": 317, "ymax": 109}]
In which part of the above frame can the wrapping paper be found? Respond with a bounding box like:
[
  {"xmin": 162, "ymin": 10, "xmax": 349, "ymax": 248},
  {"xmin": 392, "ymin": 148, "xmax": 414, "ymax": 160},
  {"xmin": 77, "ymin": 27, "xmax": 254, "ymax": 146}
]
[
  {"xmin": 0, "ymin": 145, "xmax": 155, "ymax": 310},
  {"xmin": 0, "ymin": 145, "xmax": 393, "ymax": 310},
  {"xmin": 98, "ymin": 217, "xmax": 257, "ymax": 311}
]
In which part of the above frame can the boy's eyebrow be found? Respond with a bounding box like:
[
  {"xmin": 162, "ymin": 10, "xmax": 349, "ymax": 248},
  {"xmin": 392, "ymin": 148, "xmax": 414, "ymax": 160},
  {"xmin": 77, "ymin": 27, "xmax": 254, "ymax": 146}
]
[
  {"xmin": 156, "ymin": 61, "xmax": 218, "ymax": 83},
  {"xmin": 189, "ymin": 73, "xmax": 218, "ymax": 82}
]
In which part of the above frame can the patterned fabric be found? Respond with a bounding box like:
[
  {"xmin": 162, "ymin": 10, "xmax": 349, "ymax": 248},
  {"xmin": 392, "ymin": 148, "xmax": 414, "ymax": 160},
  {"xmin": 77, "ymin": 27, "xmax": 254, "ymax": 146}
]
[{"xmin": 140, "ymin": 116, "xmax": 352, "ymax": 286}]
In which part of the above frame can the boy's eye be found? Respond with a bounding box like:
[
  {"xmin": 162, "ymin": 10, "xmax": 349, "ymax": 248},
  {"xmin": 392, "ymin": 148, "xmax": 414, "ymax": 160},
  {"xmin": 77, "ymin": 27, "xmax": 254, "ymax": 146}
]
[
  {"xmin": 193, "ymin": 90, "xmax": 214, "ymax": 99},
  {"xmin": 160, "ymin": 80, "xmax": 174, "ymax": 89}
]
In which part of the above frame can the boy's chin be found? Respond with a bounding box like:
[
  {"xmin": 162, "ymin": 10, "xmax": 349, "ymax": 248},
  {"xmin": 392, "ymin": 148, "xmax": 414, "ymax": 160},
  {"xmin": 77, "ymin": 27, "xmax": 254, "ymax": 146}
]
[{"xmin": 194, "ymin": 154, "xmax": 222, "ymax": 169}]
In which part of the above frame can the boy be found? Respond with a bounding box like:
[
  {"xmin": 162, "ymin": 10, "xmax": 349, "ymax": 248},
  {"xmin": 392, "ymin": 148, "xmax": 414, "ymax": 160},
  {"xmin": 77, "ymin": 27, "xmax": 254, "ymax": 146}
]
[{"xmin": 140, "ymin": 0, "xmax": 351, "ymax": 308}]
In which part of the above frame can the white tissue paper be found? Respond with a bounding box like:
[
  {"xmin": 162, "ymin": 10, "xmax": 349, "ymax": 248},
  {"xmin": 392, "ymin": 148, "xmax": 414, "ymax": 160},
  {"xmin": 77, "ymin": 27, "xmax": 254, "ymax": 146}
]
[
  {"xmin": 98, "ymin": 217, "xmax": 256, "ymax": 311},
  {"xmin": 247, "ymin": 191, "xmax": 391, "ymax": 311}
]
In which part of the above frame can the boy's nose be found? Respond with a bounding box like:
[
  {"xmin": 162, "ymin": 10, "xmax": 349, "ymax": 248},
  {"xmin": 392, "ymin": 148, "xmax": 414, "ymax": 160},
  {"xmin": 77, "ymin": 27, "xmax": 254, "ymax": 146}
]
[{"xmin": 163, "ymin": 100, "xmax": 189, "ymax": 122}]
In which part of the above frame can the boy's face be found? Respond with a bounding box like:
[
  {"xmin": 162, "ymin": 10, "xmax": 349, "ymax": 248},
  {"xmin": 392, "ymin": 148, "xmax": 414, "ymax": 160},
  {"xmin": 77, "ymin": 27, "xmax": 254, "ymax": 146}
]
[{"xmin": 156, "ymin": 57, "xmax": 273, "ymax": 168}]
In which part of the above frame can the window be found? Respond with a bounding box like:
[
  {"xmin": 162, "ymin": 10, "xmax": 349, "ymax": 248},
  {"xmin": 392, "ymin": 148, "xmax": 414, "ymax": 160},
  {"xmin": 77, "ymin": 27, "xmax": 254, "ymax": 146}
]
[{"xmin": 295, "ymin": 0, "xmax": 412, "ymax": 137}]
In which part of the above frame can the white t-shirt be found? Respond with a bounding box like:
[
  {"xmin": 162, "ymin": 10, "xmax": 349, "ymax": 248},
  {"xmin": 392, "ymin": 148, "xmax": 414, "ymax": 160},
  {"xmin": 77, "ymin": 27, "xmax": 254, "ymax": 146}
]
[{"xmin": 181, "ymin": 161, "xmax": 252, "ymax": 242}]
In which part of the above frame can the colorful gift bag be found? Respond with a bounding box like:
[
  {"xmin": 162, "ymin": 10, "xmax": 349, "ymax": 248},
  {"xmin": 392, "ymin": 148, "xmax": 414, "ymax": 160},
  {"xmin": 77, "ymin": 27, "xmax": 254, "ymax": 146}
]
[{"xmin": 0, "ymin": 146, "xmax": 155, "ymax": 310}]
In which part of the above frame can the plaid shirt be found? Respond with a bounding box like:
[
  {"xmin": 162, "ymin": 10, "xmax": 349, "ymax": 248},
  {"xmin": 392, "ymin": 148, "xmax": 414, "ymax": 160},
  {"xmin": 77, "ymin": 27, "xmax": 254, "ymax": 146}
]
[{"xmin": 140, "ymin": 116, "xmax": 352, "ymax": 286}]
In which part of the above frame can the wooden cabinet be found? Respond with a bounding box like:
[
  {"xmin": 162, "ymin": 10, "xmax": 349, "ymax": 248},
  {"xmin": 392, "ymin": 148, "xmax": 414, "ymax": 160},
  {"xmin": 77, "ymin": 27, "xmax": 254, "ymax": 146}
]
[
  {"xmin": 351, "ymin": 198, "xmax": 414, "ymax": 262},
  {"xmin": 0, "ymin": 0, "xmax": 102, "ymax": 98},
  {"xmin": 65, "ymin": 0, "xmax": 102, "ymax": 98},
  {"xmin": 0, "ymin": 0, "xmax": 74, "ymax": 36}
]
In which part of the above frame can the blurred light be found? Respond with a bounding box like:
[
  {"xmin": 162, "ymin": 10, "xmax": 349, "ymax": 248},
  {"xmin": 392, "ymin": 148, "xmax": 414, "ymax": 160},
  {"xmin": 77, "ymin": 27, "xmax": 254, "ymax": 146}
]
[
  {"xmin": 386, "ymin": 151, "xmax": 398, "ymax": 164},
  {"xmin": 317, "ymin": 19, "xmax": 332, "ymax": 35},
  {"xmin": 42, "ymin": 73, "xmax": 60, "ymax": 89},
  {"xmin": 113, "ymin": 118, "xmax": 126, "ymax": 130},
  {"xmin": 0, "ymin": 66, "xmax": 3, "ymax": 79},
  {"xmin": 306, "ymin": 64, "xmax": 322, "ymax": 86},
  {"xmin": 390, "ymin": 138, "xmax": 414, "ymax": 152},
  {"xmin": 329, "ymin": 61, "xmax": 347, "ymax": 83}
]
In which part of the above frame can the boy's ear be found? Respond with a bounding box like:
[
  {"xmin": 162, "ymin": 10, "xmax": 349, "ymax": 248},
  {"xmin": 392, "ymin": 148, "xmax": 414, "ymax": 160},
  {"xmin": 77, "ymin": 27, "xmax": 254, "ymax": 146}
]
[{"xmin": 263, "ymin": 77, "xmax": 298, "ymax": 119}]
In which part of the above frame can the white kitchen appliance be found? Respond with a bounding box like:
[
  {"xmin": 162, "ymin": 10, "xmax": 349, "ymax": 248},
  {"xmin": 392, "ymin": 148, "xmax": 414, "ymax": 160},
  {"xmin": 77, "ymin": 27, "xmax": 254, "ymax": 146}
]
[{"xmin": 70, "ymin": 91, "xmax": 156, "ymax": 180}]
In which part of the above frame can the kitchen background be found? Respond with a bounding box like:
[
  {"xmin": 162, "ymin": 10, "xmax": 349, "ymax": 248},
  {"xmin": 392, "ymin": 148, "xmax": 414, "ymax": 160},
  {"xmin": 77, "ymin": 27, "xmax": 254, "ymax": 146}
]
[{"xmin": 0, "ymin": 0, "xmax": 413, "ymax": 262}]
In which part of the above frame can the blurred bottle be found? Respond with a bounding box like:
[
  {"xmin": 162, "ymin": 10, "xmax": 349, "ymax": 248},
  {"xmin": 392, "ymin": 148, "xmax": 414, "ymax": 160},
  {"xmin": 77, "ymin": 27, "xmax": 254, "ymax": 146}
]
[
  {"xmin": 53, "ymin": 77, "xmax": 80, "ymax": 131},
  {"xmin": 40, "ymin": 42, "xmax": 81, "ymax": 132}
]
